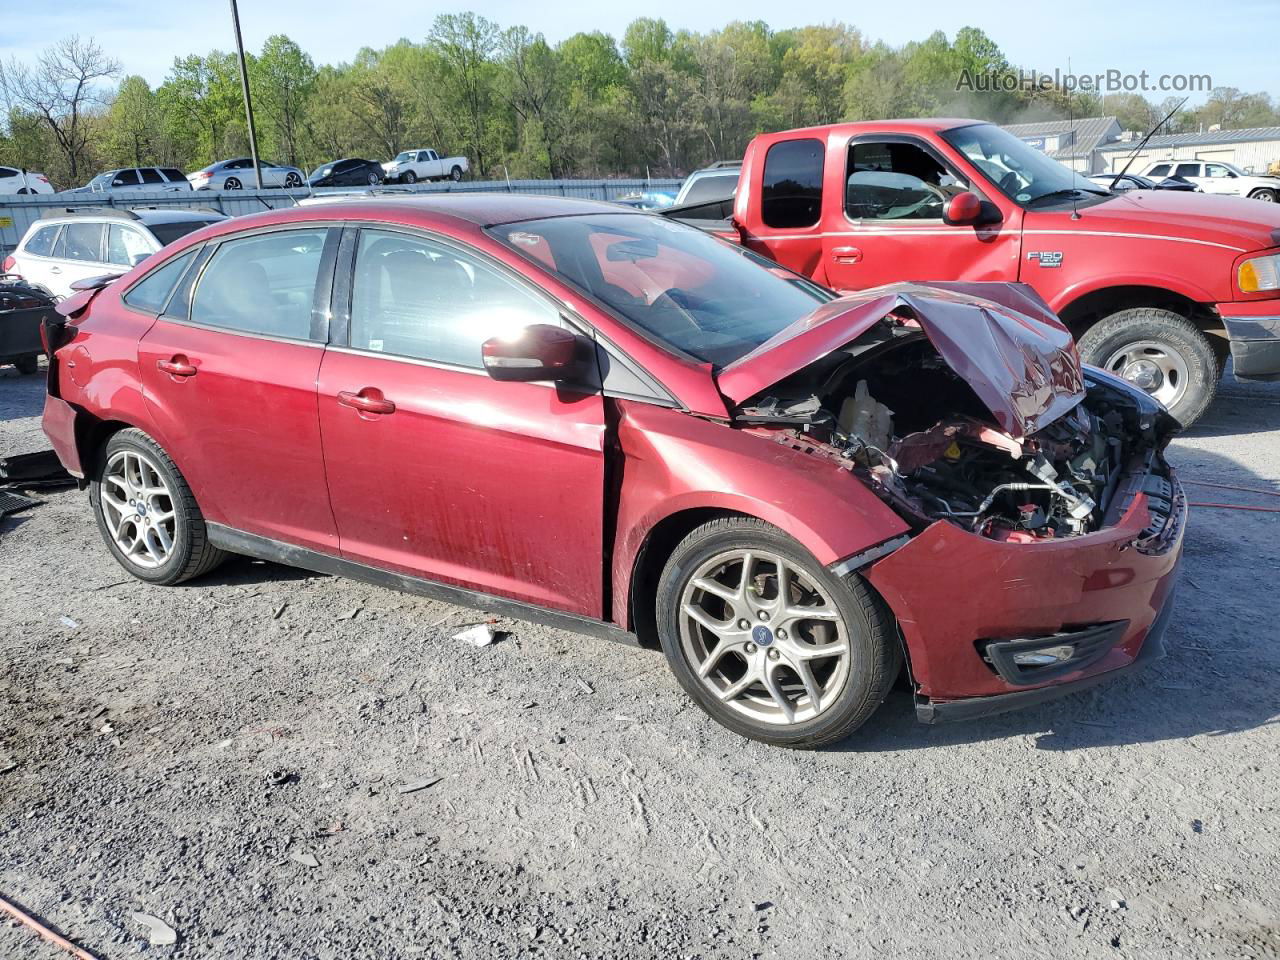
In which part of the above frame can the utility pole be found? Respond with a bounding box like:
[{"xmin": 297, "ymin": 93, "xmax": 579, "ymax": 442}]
[{"xmin": 229, "ymin": 0, "xmax": 262, "ymax": 189}]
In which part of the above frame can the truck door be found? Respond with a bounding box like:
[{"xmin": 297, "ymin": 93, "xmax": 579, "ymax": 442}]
[{"xmin": 821, "ymin": 135, "xmax": 1021, "ymax": 293}]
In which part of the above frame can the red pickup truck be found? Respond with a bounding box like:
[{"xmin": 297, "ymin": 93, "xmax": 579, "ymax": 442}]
[{"xmin": 679, "ymin": 118, "xmax": 1280, "ymax": 426}]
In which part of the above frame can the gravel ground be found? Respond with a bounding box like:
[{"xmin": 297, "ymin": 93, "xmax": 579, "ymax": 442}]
[{"xmin": 1, "ymin": 361, "xmax": 1278, "ymax": 960}]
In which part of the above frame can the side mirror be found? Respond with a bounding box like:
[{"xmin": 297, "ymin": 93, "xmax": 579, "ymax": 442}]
[
  {"xmin": 481, "ymin": 324, "xmax": 588, "ymax": 383},
  {"xmin": 944, "ymin": 191, "xmax": 1002, "ymax": 227},
  {"xmin": 112, "ymin": 179, "xmax": 125, "ymax": 187}
]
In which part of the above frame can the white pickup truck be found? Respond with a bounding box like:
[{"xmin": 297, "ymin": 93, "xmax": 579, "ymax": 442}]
[
  {"xmin": 1140, "ymin": 159, "xmax": 1280, "ymax": 202},
  {"xmin": 381, "ymin": 149, "xmax": 470, "ymax": 184}
]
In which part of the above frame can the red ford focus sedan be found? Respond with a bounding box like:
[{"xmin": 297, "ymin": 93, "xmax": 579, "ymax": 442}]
[{"xmin": 40, "ymin": 196, "xmax": 1184, "ymax": 747}]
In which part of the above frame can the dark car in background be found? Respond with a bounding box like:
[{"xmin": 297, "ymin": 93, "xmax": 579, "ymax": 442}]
[
  {"xmin": 307, "ymin": 159, "xmax": 386, "ymax": 188},
  {"xmin": 1087, "ymin": 173, "xmax": 1200, "ymax": 193}
]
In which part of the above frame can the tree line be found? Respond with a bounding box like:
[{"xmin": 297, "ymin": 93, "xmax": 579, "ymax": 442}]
[{"xmin": 2, "ymin": 16, "xmax": 1279, "ymax": 190}]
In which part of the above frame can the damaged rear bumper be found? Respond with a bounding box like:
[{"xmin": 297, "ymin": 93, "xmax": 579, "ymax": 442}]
[{"xmin": 859, "ymin": 469, "xmax": 1185, "ymax": 724}]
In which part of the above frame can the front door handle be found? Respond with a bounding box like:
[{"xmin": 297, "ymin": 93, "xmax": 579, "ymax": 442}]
[
  {"xmin": 831, "ymin": 246, "xmax": 863, "ymax": 264},
  {"xmin": 49, "ymin": 266, "xmax": 62, "ymax": 274},
  {"xmin": 338, "ymin": 388, "xmax": 396, "ymax": 415},
  {"xmin": 156, "ymin": 356, "xmax": 197, "ymax": 378}
]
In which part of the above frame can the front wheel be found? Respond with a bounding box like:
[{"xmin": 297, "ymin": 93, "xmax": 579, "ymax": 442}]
[
  {"xmin": 14, "ymin": 354, "xmax": 39, "ymax": 375},
  {"xmin": 367, "ymin": 171, "xmax": 382, "ymax": 185},
  {"xmin": 1077, "ymin": 308, "xmax": 1219, "ymax": 426},
  {"xmin": 1248, "ymin": 188, "xmax": 1278, "ymax": 202},
  {"xmin": 656, "ymin": 517, "xmax": 900, "ymax": 749},
  {"xmin": 91, "ymin": 429, "xmax": 226, "ymax": 585},
  {"xmin": 284, "ymin": 172, "xmax": 302, "ymax": 188},
  {"xmin": 450, "ymin": 165, "xmax": 463, "ymax": 182},
  {"xmin": 402, "ymin": 170, "xmax": 417, "ymax": 184}
]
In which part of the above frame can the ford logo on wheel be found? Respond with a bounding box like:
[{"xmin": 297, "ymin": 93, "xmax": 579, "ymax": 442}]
[{"xmin": 751, "ymin": 624, "xmax": 774, "ymax": 647}]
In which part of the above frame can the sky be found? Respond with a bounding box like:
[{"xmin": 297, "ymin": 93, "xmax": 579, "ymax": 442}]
[{"xmin": 1, "ymin": 0, "xmax": 1274, "ymax": 103}]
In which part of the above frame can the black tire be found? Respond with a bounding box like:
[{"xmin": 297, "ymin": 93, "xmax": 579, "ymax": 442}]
[
  {"xmin": 655, "ymin": 517, "xmax": 900, "ymax": 749},
  {"xmin": 1077, "ymin": 307, "xmax": 1219, "ymax": 427},
  {"xmin": 402, "ymin": 170, "xmax": 417, "ymax": 184},
  {"xmin": 1247, "ymin": 188, "xmax": 1277, "ymax": 202},
  {"xmin": 14, "ymin": 354, "xmax": 39, "ymax": 375},
  {"xmin": 450, "ymin": 165, "xmax": 463, "ymax": 182},
  {"xmin": 285, "ymin": 173, "xmax": 302, "ymax": 188},
  {"xmin": 91, "ymin": 428, "xmax": 226, "ymax": 585},
  {"xmin": 224, "ymin": 177, "xmax": 242, "ymax": 190},
  {"xmin": 368, "ymin": 171, "xmax": 382, "ymax": 185}
]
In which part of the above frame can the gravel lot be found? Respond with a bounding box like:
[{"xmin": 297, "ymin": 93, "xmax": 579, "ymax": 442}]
[{"xmin": 2, "ymin": 361, "xmax": 1278, "ymax": 960}]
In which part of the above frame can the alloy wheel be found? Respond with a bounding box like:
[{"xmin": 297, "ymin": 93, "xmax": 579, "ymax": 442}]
[
  {"xmin": 1103, "ymin": 339, "xmax": 1189, "ymax": 409},
  {"xmin": 678, "ymin": 550, "xmax": 851, "ymax": 725},
  {"xmin": 99, "ymin": 449, "xmax": 178, "ymax": 570}
]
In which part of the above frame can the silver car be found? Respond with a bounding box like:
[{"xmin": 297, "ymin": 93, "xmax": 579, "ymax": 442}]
[
  {"xmin": 188, "ymin": 158, "xmax": 305, "ymax": 191},
  {"xmin": 74, "ymin": 167, "xmax": 191, "ymax": 195}
]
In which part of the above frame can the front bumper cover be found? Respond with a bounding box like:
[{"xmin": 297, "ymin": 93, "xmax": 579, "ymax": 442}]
[{"xmin": 1219, "ymin": 303, "xmax": 1280, "ymax": 381}]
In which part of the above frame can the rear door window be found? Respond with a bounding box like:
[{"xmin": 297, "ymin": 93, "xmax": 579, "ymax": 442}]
[
  {"xmin": 761, "ymin": 138, "xmax": 824, "ymax": 229},
  {"xmin": 139, "ymin": 168, "xmax": 165, "ymax": 185},
  {"xmin": 57, "ymin": 222, "xmax": 105, "ymax": 262},
  {"xmin": 1174, "ymin": 162, "xmax": 1201, "ymax": 178},
  {"xmin": 123, "ymin": 250, "xmax": 197, "ymax": 314},
  {"xmin": 23, "ymin": 225, "xmax": 60, "ymax": 257},
  {"xmin": 190, "ymin": 229, "xmax": 329, "ymax": 340},
  {"xmin": 1147, "ymin": 163, "xmax": 1171, "ymax": 177}
]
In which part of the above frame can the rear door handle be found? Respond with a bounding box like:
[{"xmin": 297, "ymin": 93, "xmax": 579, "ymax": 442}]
[
  {"xmin": 338, "ymin": 389, "xmax": 396, "ymax": 415},
  {"xmin": 49, "ymin": 266, "xmax": 62, "ymax": 274},
  {"xmin": 156, "ymin": 356, "xmax": 197, "ymax": 378},
  {"xmin": 831, "ymin": 246, "xmax": 862, "ymax": 264}
]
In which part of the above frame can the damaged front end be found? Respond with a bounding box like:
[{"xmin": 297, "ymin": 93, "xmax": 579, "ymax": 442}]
[
  {"xmin": 722, "ymin": 282, "xmax": 1186, "ymax": 716},
  {"xmin": 728, "ymin": 282, "xmax": 1179, "ymax": 547}
]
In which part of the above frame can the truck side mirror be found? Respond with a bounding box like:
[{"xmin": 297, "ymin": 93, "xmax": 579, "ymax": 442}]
[{"xmin": 944, "ymin": 191, "xmax": 1002, "ymax": 227}]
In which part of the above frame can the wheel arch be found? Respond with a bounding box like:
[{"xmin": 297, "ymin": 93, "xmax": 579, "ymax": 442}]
[{"xmin": 1055, "ymin": 283, "xmax": 1216, "ymax": 336}]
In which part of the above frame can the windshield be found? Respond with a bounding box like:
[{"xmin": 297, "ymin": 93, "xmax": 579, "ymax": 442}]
[
  {"xmin": 941, "ymin": 123, "xmax": 1106, "ymax": 206},
  {"xmin": 489, "ymin": 214, "xmax": 828, "ymax": 368},
  {"xmin": 308, "ymin": 164, "xmax": 332, "ymax": 179},
  {"xmin": 394, "ymin": 152, "xmax": 413, "ymax": 162}
]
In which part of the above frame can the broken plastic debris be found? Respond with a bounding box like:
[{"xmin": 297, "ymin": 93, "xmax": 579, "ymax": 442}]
[
  {"xmin": 131, "ymin": 912, "xmax": 178, "ymax": 946},
  {"xmin": 59, "ymin": 616, "xmax": 79, "ymax": 630},
  {"xmin": 398, "ymin": 776, "xmax": 443, "ymax": 794},
  {"xmin": 290, "ymin": 851, "xmax": 320, "ymax": 868},
  {"xmin": 453, "ymin": 624, "xmax": 495, "ymax": 647}
]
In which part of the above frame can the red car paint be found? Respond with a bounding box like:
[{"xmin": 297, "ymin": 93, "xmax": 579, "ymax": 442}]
[
  {"xmin": 726, "ymin": 118, "xmax": 1280, "ymax": 380},
  {"xmin": 40, "ymin": 196, "xmax": 1183, "ymax": 721}
]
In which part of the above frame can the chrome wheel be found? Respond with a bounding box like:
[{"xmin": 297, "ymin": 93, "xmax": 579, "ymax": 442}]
[
  {"xmin": 678, "ymin": 550, "xmax": 851, "ymax": 725},
  {"xmin": 1104, "ymin": 339, "xmax": 1189, "ymax": 409},
  {"xmin": 100, "ymin": 449, "xmax": 178, "ymax": 569}
]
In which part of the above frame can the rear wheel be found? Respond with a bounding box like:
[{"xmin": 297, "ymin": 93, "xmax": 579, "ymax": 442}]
[
  {"xmin": 1077, "ymin": 308, "xmax": 1219, "ymax": 426},
  {"xmin": 1248, "ymin": 188, "xmax": 1277, "ymax": 202},
  {"xmin": 656, "ymin": 517, "xmax": 899, "ymax": 749},
  {"xmin": 14, "ymin": 354, "xmax": 39, "ymax": 375},
  {"xmin": 91, "ymin": 429, "xmax": 226, "ymax": 585},
  {"xmin": 450, "ymin": 165, "xmax": 463, "ymax": 182},
  {"xmin": 224, "ymin": 177, "xmax": 242, "ymax": 190}
]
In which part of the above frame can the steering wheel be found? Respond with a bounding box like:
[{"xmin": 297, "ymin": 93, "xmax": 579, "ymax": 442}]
[
  {"xmin": 650, "ymin": 287, "xmax": 712, "ymax": 334},
  {"xmin": 999, "ymin": 171, "xmax": 1023, "ymax": 195}
]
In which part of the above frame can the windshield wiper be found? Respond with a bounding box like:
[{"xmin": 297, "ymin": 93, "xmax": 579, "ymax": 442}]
[{"xmin": 1025, "ymin": 188, "xmax": 1108, "ymax": 206}]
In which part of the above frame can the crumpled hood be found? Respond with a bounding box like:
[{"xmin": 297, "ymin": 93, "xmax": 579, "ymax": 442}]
[{"xmin": 716, "ymin": 281, "xmax": 1085, "ymax": 439}]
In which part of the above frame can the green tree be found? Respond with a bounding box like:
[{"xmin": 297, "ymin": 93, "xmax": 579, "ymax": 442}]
[
  {"xmin": 255, "ymin": 35, "xmax": 316, "ymax": 167},
  {"xmin": 103, "ymin": 75, "xmax": 156, "ymax": 167}
]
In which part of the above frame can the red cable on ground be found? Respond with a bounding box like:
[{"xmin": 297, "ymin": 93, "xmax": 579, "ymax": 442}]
[
  {"xmin": 1182, "ymin": 479, "xmax": 1280, "ymax": 498},
  {"xmin": 1187, "ymin": 502, "xmax": 1280, "ymax": 513},
  {"xmin": 0, "ymin": 894, "xmax": 98, "ymax": 960}
]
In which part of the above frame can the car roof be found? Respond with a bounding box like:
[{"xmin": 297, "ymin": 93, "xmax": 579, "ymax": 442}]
[
  {"xmin": 34, "ymin": 208, "xmax": 226, "ymax": 228},
  {"xmin": 240, "ymin": 193, "xmax": 634, "ymax": 229}
]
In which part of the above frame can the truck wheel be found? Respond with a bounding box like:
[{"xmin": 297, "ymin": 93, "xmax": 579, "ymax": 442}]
[
  {"xmin": 402, "ymin": 170, "xmax": 417, "ymax": 184},
  {"xmin": 1077, "ymin": 308, "xmax": 1219, "ymax": 426},
  {"xmin": 14, "ymin": 354, "xmax": 39, "ymax": 375},
  {"xmin": 1247, "ymin": 188, "xmax": 1277, "ymax": 202},
  {"xmin": 450, "ymin": 165, "xmax": 463, "ymax": 182},
  {"xmin": 655, "ymin": 517, "xmax": 900, "ymax": 749}
]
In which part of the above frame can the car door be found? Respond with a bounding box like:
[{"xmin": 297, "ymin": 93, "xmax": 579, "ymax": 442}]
[
  {"xmin": 1204, "ymin": 162, "xmax": 1243, "ymax": 196},
  {"xmin": 824, "ymin": 136, "xmax": 1019, "ymax": 291},
  {"xmin": 137, "ymin": 226, "xmax": 341, "ymax": 550},
  {"xmin": 317, "ymin": 226, "xmax": 608, "ymax": 616},
  {"xmin": 48, "ymin": 221, "xmax": 112, "ymax": 295},
  {"xmin": 1174, "ymin": 162, "xmax": 1213, "ymax": 192},
  {"xmin": 105, "ymin": 222, "xmax": 159, "ymax": 269},
  {"xmin": 14, "ymin": 224, "xmax": 62, "ymax": 290},
  {"xmin": 137, "ymin": 167, "xmax": 168, "ymax": 192},
  {"xmin": 423, "ymin": 151, "xmax": 442, "ymax": 179}
]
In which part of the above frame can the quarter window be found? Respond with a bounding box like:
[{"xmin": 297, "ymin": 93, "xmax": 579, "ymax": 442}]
[
  {"xmin": 350, "ymin": 229, "xmax": 559, "ymax": 368},
  {"xmin": 23, "ymin": 225, "xmax": 60, "ymax": 257},
  {"xmin": 161, "ymin": 168, "xmax": 188, "ymax": 183},
  {"xmin": 761, "ymin": 138, "xmax": 824, "ymax": 229},
  {"xmin": 190, "ymin": 229, "xmax": 328, "ymax": 340},
  {"xmin": 123, "ymin": 250, "xmax": 197, "ymax": 314}
]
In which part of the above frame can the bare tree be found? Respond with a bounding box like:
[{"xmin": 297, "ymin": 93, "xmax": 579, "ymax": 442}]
[{"xmin": 0, "ymin": 35, "xmax": 119, "ymax": 183}]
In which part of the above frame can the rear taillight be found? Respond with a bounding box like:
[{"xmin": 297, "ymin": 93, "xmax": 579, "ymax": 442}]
[
  {"xmin": 36, "ymin": 175, "xmax": 49, "ymax": 183},
  {"xmin": 2, "ymin": 256, "xmax": 15, "ymax": 273}
]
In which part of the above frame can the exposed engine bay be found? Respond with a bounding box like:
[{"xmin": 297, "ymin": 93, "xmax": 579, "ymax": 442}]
[{"xmin": 736, "ymin": 315, "xmax": 1178, "ymax": 543}]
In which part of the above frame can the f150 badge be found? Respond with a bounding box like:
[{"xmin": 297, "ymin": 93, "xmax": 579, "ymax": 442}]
[{"xmin": 1026, "ymin": 251, "xmax": 1064, "ymax": 268}]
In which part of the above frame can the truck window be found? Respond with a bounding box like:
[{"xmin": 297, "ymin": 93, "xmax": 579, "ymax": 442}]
[
  {"xmin": 1205, "ymin": 163, "xmax": 1234, "ymax": 178},
  {"xmin": 1146, "ymin": 163, "xmax": 1171, "ymax": 177},
  {"xmin": 761, "ymin": 138, "xmax": 824, "ymax": 229},
  {"xmin": 1174, "ymin": 163, "xmax": 1201, "ymax": 178},
  {"xmin": 845, "ymin": 141, "xmax": 965, "ymax": 221}
]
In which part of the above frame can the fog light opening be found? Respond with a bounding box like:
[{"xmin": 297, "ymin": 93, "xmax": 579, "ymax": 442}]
[{"xmin": 1011, "ymin": 644, "xmax": 1077, "ymax": 667}]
